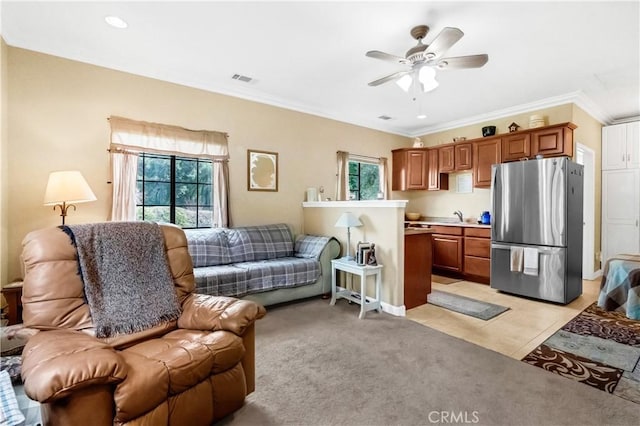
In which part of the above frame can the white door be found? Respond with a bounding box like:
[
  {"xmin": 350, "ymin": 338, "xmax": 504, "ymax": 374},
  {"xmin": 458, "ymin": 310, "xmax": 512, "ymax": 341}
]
[
  {"xmin": 602, "ymin": 169, "xmax": 640, "ymax": 262},
  {"xmin": 602, "ymin": 124, "xmax": 627, "ymax": 170},
  {"xmin": 577, "ymin": 144, "xmax": 595, "ymax": 279}
]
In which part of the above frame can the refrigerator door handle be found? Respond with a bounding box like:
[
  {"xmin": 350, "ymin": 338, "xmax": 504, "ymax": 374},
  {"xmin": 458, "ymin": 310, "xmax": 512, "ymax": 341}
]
[{"xmin": 491, "ymin": 243, "xmax": 560, "ymax": 255}]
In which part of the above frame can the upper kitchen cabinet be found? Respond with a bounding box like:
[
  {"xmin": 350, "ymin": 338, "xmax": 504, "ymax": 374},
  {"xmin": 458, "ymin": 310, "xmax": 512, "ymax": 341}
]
[
  {"xmin": 427, "ymin": 148, "xmax": 449, "ymax": 191},
  {"xmin": 392, "ymin": 148, "xmax": 428, "ymax": 190},
  {"xmin": 438, "ymin": 143, "xmax": 472, "ymax": 172},
  {"xmin": 602, "ymin": 121, "xmax": 640, "ymax": 170},
  {"xmin": 473, "ymin": 137, "xmax": 501, "ymax": 188},
  {"xmin": 502, "ymin": 122, "xmax": 576, "ymax": 162},
  {"xmin": 502, "ymin": 132, "xmax": 531, "ymax": 162},
  {"xmin": 531, "ymin": 122, "xmax": 576, "ymax": 158}
]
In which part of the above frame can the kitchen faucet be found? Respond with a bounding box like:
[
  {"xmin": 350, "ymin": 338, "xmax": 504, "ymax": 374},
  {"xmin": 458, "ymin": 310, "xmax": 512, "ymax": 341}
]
[{"xmin": 453, "ymin": 210, "xmax": 463, "ymax": 222}]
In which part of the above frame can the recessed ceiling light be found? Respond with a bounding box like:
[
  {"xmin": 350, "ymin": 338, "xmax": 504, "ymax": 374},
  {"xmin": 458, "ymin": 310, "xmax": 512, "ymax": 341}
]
[
  {"xmin": 417, "ymin": 114, "xmax": 427, "ymax": 119},
  {"xmin": 105, "ymin": 16, "xmax": 128, "ymax": 29}
]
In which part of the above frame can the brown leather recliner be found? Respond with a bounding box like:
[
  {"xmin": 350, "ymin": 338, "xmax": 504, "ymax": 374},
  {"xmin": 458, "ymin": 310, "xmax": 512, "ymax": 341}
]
[{"xmin": 19, "ymin": 224, "xmax": 266, "ymax": 425}]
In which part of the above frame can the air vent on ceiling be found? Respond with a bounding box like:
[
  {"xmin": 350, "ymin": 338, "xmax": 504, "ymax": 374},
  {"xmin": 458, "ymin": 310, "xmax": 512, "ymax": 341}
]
[
  {"xmin": 377, "ymin": 115, "xmax": 393, "ymax": 121},
  {"xmin": 231, "ymin": 74, "xmax": 253, "ymax": 83}
]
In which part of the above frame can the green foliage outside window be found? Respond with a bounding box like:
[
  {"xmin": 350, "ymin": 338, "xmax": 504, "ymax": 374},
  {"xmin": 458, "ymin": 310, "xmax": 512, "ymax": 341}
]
[
  {"xmin": 348, "ymin": 160, "xmax": 380, "ymax": 200},
  {"xmin": 136, "ymin": 154, "xmax": 213, "ymax": 228}
]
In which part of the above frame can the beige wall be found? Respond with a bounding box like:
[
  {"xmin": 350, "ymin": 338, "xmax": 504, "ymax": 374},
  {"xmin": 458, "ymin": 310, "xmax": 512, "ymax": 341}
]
[
  {"xmin": 4, "ymin": 47, "xmax": 405, "ymax": 279},
  {"xmin": 302, "ymin": 202, "xmax": 406, "ymax": 309},
  {"xmin": 393, "ymin": 102, "xmax": 604, "ymax": 276},
  {"xmin": 0, "ymin": 39, "xmax": 8, "ymax": 285}
]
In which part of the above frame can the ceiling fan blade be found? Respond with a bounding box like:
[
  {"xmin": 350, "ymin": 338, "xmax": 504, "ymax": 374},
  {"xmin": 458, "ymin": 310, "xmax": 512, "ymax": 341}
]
[
  {"xmin": 424, "ymin": 27, "xmax": 464, "ymax": 60},
  {"xmin": 366, "ymin": 50, "xmax": 410, "ymax": 65},
  {"xmin": 437, "ymin": 54, "xmax": 489, "ymax": 70},
  {"xmin": 368, "ymin": 70, "xmax": 411, "ymax": 87}
]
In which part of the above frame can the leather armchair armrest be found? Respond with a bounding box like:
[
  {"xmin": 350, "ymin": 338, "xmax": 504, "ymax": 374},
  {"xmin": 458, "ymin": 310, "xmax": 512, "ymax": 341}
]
[
  {"xmin": 178, "ymin": 294, "xmax": 266, "ymax": 336},
  {"xmin": 21, "ymin": 329, "xmax": 127, "ymax": 403}
]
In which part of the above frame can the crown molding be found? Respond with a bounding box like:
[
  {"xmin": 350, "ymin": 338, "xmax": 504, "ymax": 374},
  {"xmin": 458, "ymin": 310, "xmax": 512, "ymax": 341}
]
[{"xmin": 407, "ymin": 91, "xmax": 612, "ymax": 137}]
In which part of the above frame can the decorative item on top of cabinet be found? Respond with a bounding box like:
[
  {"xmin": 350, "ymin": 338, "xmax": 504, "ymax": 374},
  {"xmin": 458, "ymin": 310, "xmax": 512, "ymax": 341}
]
[
  {"xmin": 427, "ymin": 148, "xmax": 449, "ymax": 191},
  {"xmin": 392, "ymin": 148, "xmax": 428, "ymax": 191},
  {"xmin": 472, "ymin": 137, "xmax": 501, "ymax": 188},
  {"xmin": 508, "ymin": 122, "xmax": 520, "ymax": 132}
]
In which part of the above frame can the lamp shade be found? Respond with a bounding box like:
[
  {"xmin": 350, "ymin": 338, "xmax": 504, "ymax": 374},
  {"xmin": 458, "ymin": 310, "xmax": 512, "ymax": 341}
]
[
  {"xmin": 334, "ymin": 212, "xmax": 363, "ymax": 228},
  {"xmin": 43, "ymin": 171, "xmax": 97, "ymax": 205}
]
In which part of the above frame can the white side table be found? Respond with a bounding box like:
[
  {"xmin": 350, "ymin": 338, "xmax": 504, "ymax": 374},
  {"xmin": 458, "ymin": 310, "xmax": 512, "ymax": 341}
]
[{"xmin": 330, "ymin": 258, "xmax": 383, "ymax": 319}]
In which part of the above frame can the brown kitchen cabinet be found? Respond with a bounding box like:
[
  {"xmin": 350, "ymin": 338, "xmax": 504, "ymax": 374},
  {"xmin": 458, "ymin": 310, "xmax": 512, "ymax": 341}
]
[
  {"xmin": 438, "ymin": 145, "xmax": 455, "ymax": 172},
  {"xmin": 531, "ymin": 123, "xmax": 576, "ymax": 158},
  {"xmin": 431, "ymin": 226, "xmax": 463, "ymax": 273},
  {"xmin": 439, "ymin": 143, "xmax": 472, "ymax": 172},
  {"xmin": 455, "ymin": 143, "xmax": 473, "ymax": 170},
  {"xmin": 472, "ymin": 137, "xmax": 501, "ymax": 188},
  {"xmin": 392, "ymin": 149, "xmax": 428, "ymax": 190},
  {"xmin": 463, "ymin": 227, "xmax": 491, "ymax": 284},
  {"xmin": 427, "ymin": 148, "xmax": 449, "ymax": 191},
  {"xmin": 502, "ymin": 132, "xmax": 531, "ymax": 162},
  {"xmin": 404, "ymin": 230, "xmax": 433, "ymax": 309}
]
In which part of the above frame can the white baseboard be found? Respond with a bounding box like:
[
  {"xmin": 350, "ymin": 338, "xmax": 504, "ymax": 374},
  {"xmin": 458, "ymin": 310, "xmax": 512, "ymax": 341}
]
[
  {"xmin": 381, "ymin": 301, "xmax": 405, "ymax": 317},
  {"xmin": 584, "ymin": 269, "xmax": 602, "ymax": 281}
]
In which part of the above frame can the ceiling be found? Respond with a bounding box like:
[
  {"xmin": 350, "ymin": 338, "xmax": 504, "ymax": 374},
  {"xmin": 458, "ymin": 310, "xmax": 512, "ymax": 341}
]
[{"xmin": 2, "ymin": 1, "xmax": 639, "ymax": 137}]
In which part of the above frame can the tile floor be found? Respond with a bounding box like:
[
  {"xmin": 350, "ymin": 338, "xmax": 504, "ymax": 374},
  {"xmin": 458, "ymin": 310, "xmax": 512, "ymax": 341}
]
[{"xmin": 406, "ymin": 277, "xmax": 601, "ymax": 360}]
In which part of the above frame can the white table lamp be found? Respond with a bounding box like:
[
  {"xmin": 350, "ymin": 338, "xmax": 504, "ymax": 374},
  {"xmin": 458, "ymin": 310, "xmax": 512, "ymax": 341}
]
[
  {"xmin": 334, "ymin": 212, "xmax": 363, "ymax": 260},
  {"xmin": 44, "ymin": 170, "xmax": 97, "ymax": 225}
]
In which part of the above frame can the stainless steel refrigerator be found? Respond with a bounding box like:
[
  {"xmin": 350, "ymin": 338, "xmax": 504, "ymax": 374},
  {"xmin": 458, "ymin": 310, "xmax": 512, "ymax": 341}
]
[{"xmin": 490, "ymin": 157, "xmax": 583, "ymax": 304}]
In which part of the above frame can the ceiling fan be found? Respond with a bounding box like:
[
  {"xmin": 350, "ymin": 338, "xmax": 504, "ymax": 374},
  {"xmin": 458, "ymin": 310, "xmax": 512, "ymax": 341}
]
[{"xmin": 366, "ymin": 25, "xmax": 488, "ymax": 93}]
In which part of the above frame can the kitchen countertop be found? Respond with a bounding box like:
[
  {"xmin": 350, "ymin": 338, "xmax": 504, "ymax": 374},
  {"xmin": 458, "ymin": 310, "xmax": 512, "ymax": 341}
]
[
  {"xmin": 404, "ymin": 228, "xmax": 436, "ymax": 236},
  {"xmin": 405, "ymin": 220, "xmax": 491, "ymax": 229}
]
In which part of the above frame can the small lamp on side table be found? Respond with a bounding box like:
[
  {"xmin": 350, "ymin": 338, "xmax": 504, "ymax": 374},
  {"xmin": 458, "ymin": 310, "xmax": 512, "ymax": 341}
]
[
  {"xmin": 43, "ymin": 171, "xmax": 97, "ymax": 225},
  {"xmin": 334, "ymin": 212, "xmax": 363, "ymax": 261}
]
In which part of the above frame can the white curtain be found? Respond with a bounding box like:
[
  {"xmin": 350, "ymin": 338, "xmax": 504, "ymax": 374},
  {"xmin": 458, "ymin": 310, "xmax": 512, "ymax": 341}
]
[
  {"xmin": 378, "ymin": 157, "xmax": 389, "ymax": 200},
  {"xmin": 212, "ymin": 160, "xmax": 230, "ymax": 227},
  {"xmin": 336, "ymin": 151, "xmax": 349, "ymax": 201},
  {"xmin": 109, "ymin": 150, "xmax": 139, "ymax": 221},
  {"xmin": 109, "ymin": 116, "xmax": 230, "ymax": 227}
]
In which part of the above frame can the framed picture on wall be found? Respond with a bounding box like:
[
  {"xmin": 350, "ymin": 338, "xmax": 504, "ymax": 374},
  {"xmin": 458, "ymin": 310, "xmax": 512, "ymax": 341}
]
[{"xmin": 247, "ymin": 149, "xmax": 278, "ymax": 191}]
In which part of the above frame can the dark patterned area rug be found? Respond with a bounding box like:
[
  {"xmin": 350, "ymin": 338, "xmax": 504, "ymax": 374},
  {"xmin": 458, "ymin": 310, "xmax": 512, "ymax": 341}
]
[{"xmin": 522, "ymin": 303, "xmax": 640, "ymax": 404}]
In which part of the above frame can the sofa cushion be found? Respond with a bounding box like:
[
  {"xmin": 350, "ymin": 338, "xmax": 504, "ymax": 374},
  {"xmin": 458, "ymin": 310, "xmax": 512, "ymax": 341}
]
[
  {"xmin": 238, "ymin": 257, "xmax": 321, "ymax": 294},
  {"xmin": 116, "ymin": 330, "xmax": 244, "ymax": 422},
  {"xmin": 185, "ymin": 228, "xmax": 231, "ymax": 267},
  {"xmin": 194, "ymin": 265, "xmax": 249, "ymax": 297},
  {"xmin": 227, "ymin": 224, "xmax": 294, "ymax": 263}
]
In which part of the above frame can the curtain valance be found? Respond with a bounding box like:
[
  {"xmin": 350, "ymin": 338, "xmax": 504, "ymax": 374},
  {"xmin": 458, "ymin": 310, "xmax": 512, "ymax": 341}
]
[{"xmin": 109, "ymin": 116, "xmax": 229, "ymax": 160}]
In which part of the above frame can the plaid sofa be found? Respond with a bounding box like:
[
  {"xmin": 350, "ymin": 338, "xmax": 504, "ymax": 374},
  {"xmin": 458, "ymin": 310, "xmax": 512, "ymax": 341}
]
[{"xmin": 184, "ymin": 224, "xmax": 340, "ymax": 306}]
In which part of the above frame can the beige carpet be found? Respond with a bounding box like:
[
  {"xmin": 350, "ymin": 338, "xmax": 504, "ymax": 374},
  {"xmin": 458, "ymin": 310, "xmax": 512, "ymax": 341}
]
[
  {"xmin": 220, "ymin": 298, "xmax": 640, "ymax": 426},
  {"xmin": 432, "ymin": 274, "xmax": 461, "ymax": 284}
]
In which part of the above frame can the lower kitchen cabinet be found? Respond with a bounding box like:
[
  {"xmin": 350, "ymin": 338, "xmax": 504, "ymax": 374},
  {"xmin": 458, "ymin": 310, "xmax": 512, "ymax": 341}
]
[
  {"xmin": 432, "ymin": 226, "xmax": 463, "ymax": 273},
  {"xmin": 404, "ymin": 230, "xmax": 433, "ymax": 309},
  {"xmin": 463, "ymin": 227, "xmax": 491, "ymax": 283}
]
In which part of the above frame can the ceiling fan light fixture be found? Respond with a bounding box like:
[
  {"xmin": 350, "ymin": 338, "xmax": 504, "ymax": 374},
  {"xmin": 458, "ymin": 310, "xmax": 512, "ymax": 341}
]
[
  {"xmin": 418, "ymin": 67, "xmax": 438, "ymax": 92},
  {"xmin": 396, "ymin": 74, "xmax": 413, "ymax": 92},
  {"xmin": 105, "ymin": 15, "xmax": 128, "ymax": 29}
]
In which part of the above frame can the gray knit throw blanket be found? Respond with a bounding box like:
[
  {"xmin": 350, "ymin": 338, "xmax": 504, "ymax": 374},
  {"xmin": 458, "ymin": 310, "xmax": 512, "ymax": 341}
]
[{"xmin": 62, "ymin": 222, "xmax": 181, "ymax": 338}]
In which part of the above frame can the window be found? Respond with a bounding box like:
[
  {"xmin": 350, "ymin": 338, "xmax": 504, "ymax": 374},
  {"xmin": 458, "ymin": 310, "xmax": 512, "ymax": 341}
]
[
  {"xmin": 136, "ymin": 153, "xmax": 212, "ymax": 228},
  {"xmin": 348, "ymin": 160, "xmax": 380, "ymax": 200}
]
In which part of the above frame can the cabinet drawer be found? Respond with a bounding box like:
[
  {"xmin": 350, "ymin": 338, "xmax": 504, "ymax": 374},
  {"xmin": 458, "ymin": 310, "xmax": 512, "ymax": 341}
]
[
  {"xmin": 430, "ymin": 226, "xmax": 463, "ymax": 236},
  {"xmin": 465, "ymin": 237, "xmax": 490, "ymax": 258},
  {"xmin": 464, "ymin": 256, "xmax": 490, "ymax": 278},
  {"xmin": 464, "ymin": 227, "xmax": 491, "ymax": 238}
]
